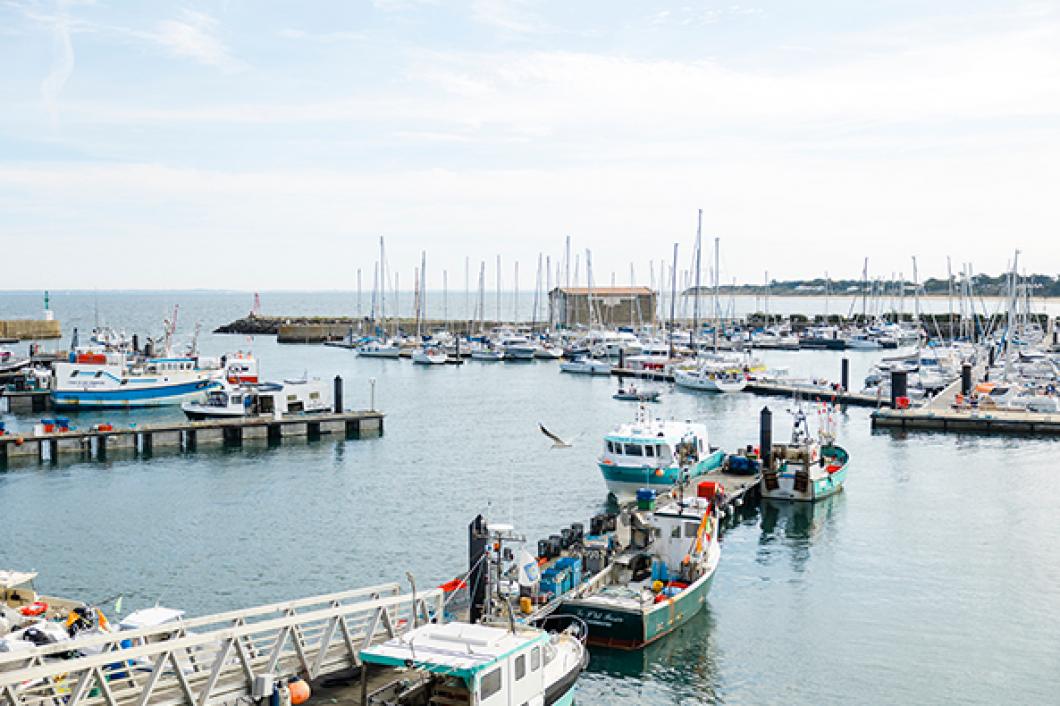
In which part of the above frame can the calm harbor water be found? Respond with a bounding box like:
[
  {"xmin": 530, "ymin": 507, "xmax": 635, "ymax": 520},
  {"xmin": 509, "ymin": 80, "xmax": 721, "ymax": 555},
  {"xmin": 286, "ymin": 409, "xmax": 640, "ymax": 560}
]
[{"xmin": 2, "ymin": 292, "xmax": 1060, "ymax": 704}]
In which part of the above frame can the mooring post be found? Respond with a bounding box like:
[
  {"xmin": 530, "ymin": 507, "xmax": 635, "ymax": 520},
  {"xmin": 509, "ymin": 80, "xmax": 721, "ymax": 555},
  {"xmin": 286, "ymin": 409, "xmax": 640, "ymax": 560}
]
[
  {"xmin": 841, "ymin": 357, "xmax": 849, "ymax": 392},
  {"xmin": 759, "ymin": 406, "xmax": 772, "ymax": 469},
  {"xmin": 890, "ymin": 370, "xmax": 908, "ymax": 407},
  {"xmin": 961, "ymin": 363, "xmax": 972, "ymax": 397},
  {"xmin": 468, "ymin": 515, "xmax": 489, "ymax": 623},
  {"xmin": 369, "ymin": 377, "xmax": 376, "ymax": 411},
  {"xmin": 333, "ymin": 375, "xmax": 343, "ymax": 413}
]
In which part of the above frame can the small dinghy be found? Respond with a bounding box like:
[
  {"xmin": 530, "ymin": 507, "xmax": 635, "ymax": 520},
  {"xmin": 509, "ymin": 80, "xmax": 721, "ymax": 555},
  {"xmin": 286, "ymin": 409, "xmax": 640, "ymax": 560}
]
[{"xmin": 613, "ymin": 384, "xmax": 661, "ymax": 402}]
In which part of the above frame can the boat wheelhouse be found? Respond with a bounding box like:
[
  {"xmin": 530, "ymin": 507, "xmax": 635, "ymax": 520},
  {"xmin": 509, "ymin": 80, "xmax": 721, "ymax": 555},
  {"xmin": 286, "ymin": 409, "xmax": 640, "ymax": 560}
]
[
  {"xmin": 760, "ymin": 407, "xmax": 850, "ymax": 502},
  {"xmin": 359, "ymin": 621, "xmax": 586, "ymax": 706},
  {"xmin": 598, "ymin": 409, "xmax": 723, "ymax": 501},
  {"xmin": 181, "ymin": 378, "xmax": 332, "ymax": 420}
]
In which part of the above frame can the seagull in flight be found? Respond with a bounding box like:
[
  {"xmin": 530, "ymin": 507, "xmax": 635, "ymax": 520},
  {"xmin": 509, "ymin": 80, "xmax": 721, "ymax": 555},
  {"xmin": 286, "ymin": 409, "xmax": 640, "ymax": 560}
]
[{"xmin": 539, "ymin": 423, "xmax": 580, "ymax": 449}]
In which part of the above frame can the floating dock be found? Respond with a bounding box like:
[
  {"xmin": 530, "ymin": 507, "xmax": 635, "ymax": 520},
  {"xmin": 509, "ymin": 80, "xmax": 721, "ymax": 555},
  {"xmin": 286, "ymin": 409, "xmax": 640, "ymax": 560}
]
[
  {"xmin": 610, "ymin": 367, "xmax": 887, "ymax": 408},
  {"xmin": 0, "ymin": 410, "xmax": 384, "ymax": 464}
]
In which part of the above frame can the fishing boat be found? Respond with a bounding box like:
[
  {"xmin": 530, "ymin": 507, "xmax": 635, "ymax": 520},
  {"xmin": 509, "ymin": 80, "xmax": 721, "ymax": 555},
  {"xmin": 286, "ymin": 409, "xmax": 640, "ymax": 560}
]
[
  {"xmin": 559, "ymin": 483, "xmax": 722, "ymax": 650},
  {"xmin": 181, "ymin": 378, "xmax": 332, "ymax": 420},
  {"xmin": 1, "ymin": 570, "xmax": 82, "ymax": 634},
  {"xmin": 359, "ymin": 619, "xmax": 587, "ymax": 706},
  {"xmin": 411, "ymin": 346, "xmax": 448, "ymax": 365},
  {"xmin": 559, "ymin": 356, "xmax": 611, "ymax": 375},
  {"xmin": 598, "ymin": 408, "xmax": 724, "ymax": 501},
  {"xmin": 51, "ymin": 351, "xmax": 220, "ymax": 409},
  {"xmin": 357, "ymin": 339, "xmax": 401, "ymax": 358},
  {"xmin": 760, "ymin": 407, "xmax": 850, "ymax": 502},
  {"xmin": 673, "ymin": 368, "xmax": 747, "ymax": 393}
]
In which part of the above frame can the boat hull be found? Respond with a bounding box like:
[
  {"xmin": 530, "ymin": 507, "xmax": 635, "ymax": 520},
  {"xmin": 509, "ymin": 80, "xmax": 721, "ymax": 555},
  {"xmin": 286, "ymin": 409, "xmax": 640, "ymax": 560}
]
[
  {"xmin": 51, "ymin": 379, "xmax": 218, "ymax": 409},
  {"xmin": 561, "ymin": 569, "xmax": 715, "ymax": 650},
  {"xmin": 600, "ymin": 449, "xmax": 724, "ymax": 501},
  {"xmin": 761, "ymin": 449, "xmax": 849, "ymax": 502}
]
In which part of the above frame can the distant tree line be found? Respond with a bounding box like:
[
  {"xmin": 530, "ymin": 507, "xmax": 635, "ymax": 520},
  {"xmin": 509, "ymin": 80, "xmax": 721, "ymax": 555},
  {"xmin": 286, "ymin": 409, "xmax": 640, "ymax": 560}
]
[{"xmin": 687, "ymin": 273, "xmax": 1060, "ymax": 297}]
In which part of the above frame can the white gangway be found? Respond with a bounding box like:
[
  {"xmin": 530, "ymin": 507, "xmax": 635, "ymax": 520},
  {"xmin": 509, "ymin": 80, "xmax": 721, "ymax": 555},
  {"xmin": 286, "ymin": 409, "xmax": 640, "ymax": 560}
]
[{"xmin": 0, "ymin": 582, "xmax": 444, "ymax": 706}]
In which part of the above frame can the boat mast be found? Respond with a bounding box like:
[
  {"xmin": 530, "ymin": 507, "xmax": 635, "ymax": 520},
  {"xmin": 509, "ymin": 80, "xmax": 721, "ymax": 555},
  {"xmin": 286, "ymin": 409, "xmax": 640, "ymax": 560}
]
[
  {"xmin": 496, "ymin": 254, "xmax": 502, "ymax": 327},
  {"xmin": 713, "ymin": 236, "xmax": 720, "ymax": 354},
  {"xmin": 379, "ymin": 236, "xmax": 387, "ymax": 338},
  {"xmin": 947, "ymin": 256, "xmax": 954, "ymax": 341},
  {"xmin": 861, "ymin": 257, "xmax": 869, "ymax": 323},
  {"xmin": 356, "ymin": 268, "xmax": 362, "ymax": 319},
  {"xmin": 585, "ymin": 249, "xmax": 595, "ymax": 330},
  {"xmin": 478, "ymin": 261, "xmax": 486, "ymax": 334},
  {"xmin": 911, "ymin": 256, "xmax": 920, "ymax": 344},
  {"xmin": 532, "ymin": 253, "xmax": 542, "ymax": 332},
  {"xmin": 513, "ymin": 260, "xmax": 519, "ymax": 323},
  {"xmin": 693, "ymin": 209, "xmax": 702, "ymax": 342},
  {"xmin": 443, "ymin": 268, "xmax": 448, "ymax": 329},
  {"xmin": 669, "ymin": 243, "xmax": 678, "ymax": 359}
]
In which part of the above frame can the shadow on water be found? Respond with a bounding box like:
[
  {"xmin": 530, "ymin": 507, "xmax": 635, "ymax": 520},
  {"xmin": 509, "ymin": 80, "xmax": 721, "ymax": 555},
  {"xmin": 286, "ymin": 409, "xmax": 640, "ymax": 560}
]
[
  {"xmin": 582, "ymin": 607, "xmax": 723, "ymax": 704},
  {"xmin": 753, "ymin": 493, "xmax": 846, "ymax": 575}
]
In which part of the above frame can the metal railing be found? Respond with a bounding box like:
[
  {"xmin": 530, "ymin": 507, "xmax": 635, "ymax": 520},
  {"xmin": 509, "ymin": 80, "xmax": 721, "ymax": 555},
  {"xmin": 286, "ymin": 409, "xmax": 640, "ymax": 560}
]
[{"xmin": 0, "ymin": 583, "xmax": 444, "ymax": 706}]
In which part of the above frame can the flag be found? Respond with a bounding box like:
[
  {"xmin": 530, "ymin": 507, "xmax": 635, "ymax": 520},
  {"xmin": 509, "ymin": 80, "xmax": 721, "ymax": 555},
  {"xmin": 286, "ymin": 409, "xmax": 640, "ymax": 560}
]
[
  {"xmin": 517, "ymin": 550, "xmax": 541, "ymax": 586},
  {"xmin": 114, "ymin": 596, "xmax": 124, "ymax": 615}
]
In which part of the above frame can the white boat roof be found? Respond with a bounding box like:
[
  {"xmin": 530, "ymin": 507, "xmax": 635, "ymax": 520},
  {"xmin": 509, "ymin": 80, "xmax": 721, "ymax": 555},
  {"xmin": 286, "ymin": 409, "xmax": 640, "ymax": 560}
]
[
  {"xmin": 360, "ymin": 622, "xmax": 547, "ymax": 679},
  {"xmin": 0, "ymin": 571, "xmax": 37, "ymax": 589},
  {"xmin": 605, "ymin": 418, "xmax": 707, "ymax": 444}
]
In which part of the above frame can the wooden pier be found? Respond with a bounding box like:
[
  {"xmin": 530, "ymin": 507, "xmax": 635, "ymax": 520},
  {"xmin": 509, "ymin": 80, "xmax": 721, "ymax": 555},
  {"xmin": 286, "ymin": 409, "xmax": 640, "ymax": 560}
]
[{"xmin": 0, "ymin": 410, "xmax": 384, "ymax": 464}]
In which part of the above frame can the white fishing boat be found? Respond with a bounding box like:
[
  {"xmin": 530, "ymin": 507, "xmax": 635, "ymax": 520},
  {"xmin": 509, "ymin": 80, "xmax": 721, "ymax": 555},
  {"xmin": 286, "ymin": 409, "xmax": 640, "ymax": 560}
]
[
  {"xmin": 471, "ymin": 347, "xmax": 505, "ymax": 361},
  {"xmin": 357, "ymin": 339, "xmax": 401, "ymax": 358},
  {"xmin": 411, "ymin": 347, "xmax": 448, "ymax": 365},
  {"xmin": 845, "ymin": 332, "xmax": 882, "ymax": 350},
  {"xmin": 181, "ymin": 378, "xmax": 332, "ymax": 420},
  {"xmin": 359, "ymin": 620, "xmax": 586, "ymax": 706},
  {"xmin": 559, "ymin": 356, "xmax": 611, "ymax": 375},
  {"xmin": 673, "ymin": 368, "xmax": 747, "ymax": 393},
  {"xmin": 598, "ymin": 408, "xmax": 724, "ymax": 500},
  {"xmin": 51, "ymin": 351, "xmax": 220, "ymax": 409}
]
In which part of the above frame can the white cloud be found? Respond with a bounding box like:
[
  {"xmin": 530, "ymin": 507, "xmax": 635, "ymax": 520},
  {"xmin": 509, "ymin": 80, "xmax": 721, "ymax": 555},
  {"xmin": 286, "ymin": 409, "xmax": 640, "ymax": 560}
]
[{"xmin": 150, "ymin": 9, "xmax": 242, "ymax": 70}]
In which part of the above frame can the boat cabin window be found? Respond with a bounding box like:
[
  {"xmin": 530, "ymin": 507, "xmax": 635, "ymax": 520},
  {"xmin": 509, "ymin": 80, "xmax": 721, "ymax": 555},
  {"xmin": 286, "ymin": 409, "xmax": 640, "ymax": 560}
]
[
  {"xmin": 605, "ymin": 441, "xmax": 614, "ymax": 453},
  {"xmin": 480, "ymin": 667, "xmax": 502, "ymax": 699},
  {"xmin": 231, "ymin": 395, "xmax": 242, "ymax": 404},
  {"xmin": 645, "ymin": 445, "xmax": 655, "ymax": 457},
  {"xmin": 531, "ymin": 646, "xmax": 540, "ymax": 671},
  {"xmin": 671, "ymin": 525, "xmax": 681, "ymax": 538},
  {"xmin": 625, "ymin": 443, "xmax": 643, "ymax": 456},
  {"xmin": 685, "ymin": 522, "xmax": 699, "ymax": 538},
  {"xmin": 309, "ymin": 392, "xmax": 320, "ymax": 400},
  {"xmin": 515, "ymin": 654, "xmax": 526, "ymax": 680}
]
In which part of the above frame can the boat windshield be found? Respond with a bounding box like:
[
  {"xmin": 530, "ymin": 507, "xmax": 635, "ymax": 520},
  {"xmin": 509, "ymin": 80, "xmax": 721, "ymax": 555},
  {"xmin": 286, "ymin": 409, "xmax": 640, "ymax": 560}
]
[{"xmin": 206, "ymin": 391, "xmax": 228, "ymax": 406}]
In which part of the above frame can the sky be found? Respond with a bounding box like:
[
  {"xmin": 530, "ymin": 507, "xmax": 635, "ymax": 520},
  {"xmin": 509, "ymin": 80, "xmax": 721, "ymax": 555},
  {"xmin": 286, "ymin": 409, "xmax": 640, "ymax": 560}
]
[{"xmin": 1, "ymin": 0, "xmax": 1058, "ymax": 291}]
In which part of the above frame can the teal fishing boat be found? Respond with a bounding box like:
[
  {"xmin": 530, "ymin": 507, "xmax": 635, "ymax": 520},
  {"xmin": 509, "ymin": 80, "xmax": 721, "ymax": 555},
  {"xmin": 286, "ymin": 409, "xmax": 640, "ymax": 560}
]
[
  {"xmin": 760, "ymin": 406, "xmax": 850, "ymax": 502},
  {"xmin": 598, "ymin": 407, "xmax": 724, "ymax": 502}
]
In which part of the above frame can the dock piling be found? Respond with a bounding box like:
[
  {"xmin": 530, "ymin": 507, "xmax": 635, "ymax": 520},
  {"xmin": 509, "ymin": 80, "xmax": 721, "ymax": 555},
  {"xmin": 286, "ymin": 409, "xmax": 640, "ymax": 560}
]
[
  {"xmin": 760, "ymin": 406, "xmax": 772, "ymax": 469},
  {"xmin": 333, "ymin": 375, "xmax": 344, "ymax": 413},
  {"xmin": 961, "ymin": 363, "xmax": 972, "ymax": 397},
  {"xmin": 841, "ymin": 357, "xmax": 849, "ymax": 392},
  {"xmin": 890, "ymin": 370, "xmax": 908, "ymax": 407}
]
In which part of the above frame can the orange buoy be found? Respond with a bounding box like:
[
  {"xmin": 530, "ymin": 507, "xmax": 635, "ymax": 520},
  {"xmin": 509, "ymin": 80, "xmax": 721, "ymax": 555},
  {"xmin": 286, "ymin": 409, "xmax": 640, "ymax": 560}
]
[{"xmin": 288, "ymin": 679, "xmax": 311, "ymax": 705}]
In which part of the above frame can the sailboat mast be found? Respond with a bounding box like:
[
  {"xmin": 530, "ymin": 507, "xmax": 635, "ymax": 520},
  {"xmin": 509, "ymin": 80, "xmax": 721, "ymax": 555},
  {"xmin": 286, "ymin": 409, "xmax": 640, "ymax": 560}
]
[
  {"xmin": 713, "ymin": 236, "xmax": 720, "ymax": 354},
  {"xmin": 669, "ymin": 243, "xmax": 678, "ymax": 359},
  {"xmin": 379, "ymin": 237, "xmax": 387, "ymax": 337},
  {"xmin": 693, "ymin": 209, "xmax": 702, "ymax": 337}
]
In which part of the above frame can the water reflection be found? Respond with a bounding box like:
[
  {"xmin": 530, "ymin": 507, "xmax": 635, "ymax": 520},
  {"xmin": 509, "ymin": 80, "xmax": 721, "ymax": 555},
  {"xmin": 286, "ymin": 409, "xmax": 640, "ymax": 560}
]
[
  {"xmin": 582, "ymin": 607, "xmax": 723, "ymax": 704},
  {"xmin": 759, "ymin": 494, "xmax": 843, "ymax": 540}
]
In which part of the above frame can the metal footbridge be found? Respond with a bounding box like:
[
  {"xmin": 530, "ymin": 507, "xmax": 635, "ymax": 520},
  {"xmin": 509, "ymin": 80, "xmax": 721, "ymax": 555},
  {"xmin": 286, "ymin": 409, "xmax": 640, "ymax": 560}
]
[{"xmin": 0, "ymin": 583, "xmax": 444, "ymax": 706}]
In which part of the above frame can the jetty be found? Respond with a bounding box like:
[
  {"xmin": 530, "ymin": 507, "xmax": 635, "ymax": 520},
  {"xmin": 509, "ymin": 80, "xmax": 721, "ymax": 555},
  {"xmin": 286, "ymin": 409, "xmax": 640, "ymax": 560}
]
[
  {"xmin": 0, "ymin": 410, "xmax": 383, "ymax": 465},
  {"xmin": 0, "ymin": 583, "xmax": 441, "ymax": 706},
  {"xmin": 872, "ymin": 372, "xmax": 1060, "ymax": 435}
]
